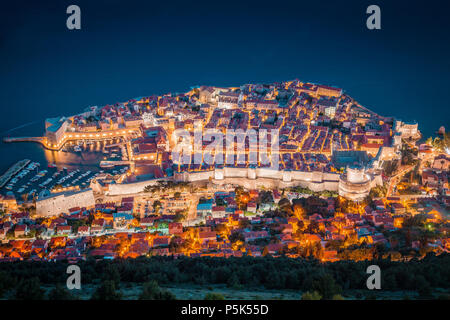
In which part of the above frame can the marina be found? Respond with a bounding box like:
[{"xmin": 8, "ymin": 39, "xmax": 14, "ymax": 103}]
[
  {"xmin": 1, "ymin": 160, "xmax": 128, "ymax": 202},
  {"xmin": 0, "ymin": 140, "xmax": 129, "ymax": 202},
  {"xmin": 0, "ymin": 159, "xmax": 31, "ymax": 188}
]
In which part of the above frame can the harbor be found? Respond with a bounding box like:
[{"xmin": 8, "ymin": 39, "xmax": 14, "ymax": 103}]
[
  {"xmin": 0, "ymin": 117, "xmax": 134, "ymax": 203},
  {"xmin": 0, "ymin": 159, "xmax": 31, "ymax": 188},
  {"xmin": 0, "ymin": 138, "xmax": 130, "ymax": 202},
  {"xmin": 0, "ymin": 159, "xmax": 128, "ymax": 202}
]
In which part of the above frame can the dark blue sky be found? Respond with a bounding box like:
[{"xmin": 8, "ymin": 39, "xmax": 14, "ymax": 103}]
[{"xmin": 1, "ymin": 0, "xmax": 449, "ymax": 137}]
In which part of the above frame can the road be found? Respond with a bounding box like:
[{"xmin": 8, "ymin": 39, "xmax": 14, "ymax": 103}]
[
  {"xmin": 386, "ymin": 164, "xmax": 414, "ymax": 198},
  {"xmin": 385, "ymin": 151, "xmax": 437, "ymax": 198}
]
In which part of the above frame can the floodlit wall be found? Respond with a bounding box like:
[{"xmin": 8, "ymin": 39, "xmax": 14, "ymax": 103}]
[
  {"xmin": 36, "ymin": 189, "xmax": 95, "ymax": 217},
  {"xmin": 106, "ymin": 178, "xmax": 166, "ymax": 195},
  {"xmin": 105, "ymin": 166, "xmax": 382, "ymax": 201}
]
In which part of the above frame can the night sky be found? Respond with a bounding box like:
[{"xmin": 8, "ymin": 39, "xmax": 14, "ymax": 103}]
[{"xmin": 1, "ymin": 0, "xmax": 449, "ymax": 138}]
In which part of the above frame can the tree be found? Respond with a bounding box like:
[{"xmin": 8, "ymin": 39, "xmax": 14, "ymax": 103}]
[
  {"xmin": 429, "ymin": 133, "xmax": 450, "ymax": 151},
  {"xmin": 235, "ymin": 187, "xmax": 250, "ymax": 209},
  {"xmin": 102, "ymin": 264, "xmax": 121, "ymax": 287},
  {"xmin": 227, "ymin": 273, "xmax": 240, "ymax": 289},
  {"xmin": 369, "ymin": 185, "xmax": 387, "ymax": 198},
  {"xmin": 365, "ymin": 293, "xmax": 377, "ymax": 300},
  {"xmin": 143, "ymin": 185, "xmax": 154, "ymax": 193},
  {"xmin": 173, "ymin": 211, "xmax": 186, "ymax": 222},
  {"xmin": 153, "ymin": 200, "xmax": 162, "ymax": 213},
  {"xmin": 301, "ymin": 291, "xmax": 322, "ymax": 300},
  {"xmin": 312, "ymin": 274, "xmax": 342, "ymax": 300},
  {"xmin": 278, "ymin": 198, "xmax": 292, "ymax": 213},
  {"xmin": 15, "ymin": 277, "xmax": 45, "ymax": 300},
  {"xmin": 303, "ymin": 196, "xmax": 328, "ymax": 216},
  {"xmin": 297, "ymin": 220, "xmax": 305, "ymax": 232},
  {"xmin": 47, "ymin": 284, "xmax": 76, "ymax": 300},
  {"xmin": 416, "ymin": 275, "xmax": 433, "ymax": 299},
  {"xmin": 68, "ymin": 219, "xmax": 87, "ymax": 234},
  {"xmin": 229, "ymin": 231, "xmax": 244, "ymax": 244},
  {"xmin": 139, "ymin": 280, "xmax": 176, "ymax": 300},
  {"xmin": 306, "ymin": 220, "xmax": 320, "ymax": 234},
  {"xmin": 258, "ymin": 191, "xmax": 274, "ymax": 204},
  {"xmin": 0, "ymin": 271, "xmax": 11, "ymax": 298},
  {"xmin": 383, "ymin": 161, "xmax": 398, "ymax": 177},
  {"xmin": 311, "ymin": 241, "xmax": 324, "ymax": 260},
  {"xmin": 215, "ymin": 197, "xmax": 226, "ymax": 207},
  {"xmin": 204, "ymin": 292, "xmax": 225, "ymax": 300},
  {"xmin": 91, "ymin": 280, "xmax": 122, "ymax": 300},
  {"xmin": 293, "ymin": 203, "xmax": 306, "ymax": 219}
]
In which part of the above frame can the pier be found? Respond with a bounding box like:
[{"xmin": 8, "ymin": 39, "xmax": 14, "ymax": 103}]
[
  {"xmin": 3, "ymin": 127, "xmax": 141, "ymax": 151},
  {"xmin": 0, "ymin": 159, "xmax": 31, "ymax": 188},
  {"xmin": 100, "ymin": 160, "xmax": 131, "ymax": 168},
  {"xmin": 3, "ymin": 136, "xmax": 45, "ymax": 144}
]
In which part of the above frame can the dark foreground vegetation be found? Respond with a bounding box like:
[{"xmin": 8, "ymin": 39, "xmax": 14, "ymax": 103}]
[{"xmin": 0, "ymin": 253, "xmax": 449, "ymax": 300}]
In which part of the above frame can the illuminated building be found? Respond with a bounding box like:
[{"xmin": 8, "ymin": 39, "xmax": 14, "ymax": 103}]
[{"xmin": 338, "ymin": 166, "xmax": 373, "ymax": 201}]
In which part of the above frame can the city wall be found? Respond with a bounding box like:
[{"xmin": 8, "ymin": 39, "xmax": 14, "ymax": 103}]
[
  {"xmin": 36, "ymin": 189, "xmax": 95, "ymax": 217},
  {"xmin": 106, "ymin": 177, "xmax": 168, "ymax": 195},
  {"xmin": 101, "ymin": 165, "xmax": 385, "ymax": 199},
  {"xmin": 107, "ymin": 168, "xmax": 342, "ymax": 194}
]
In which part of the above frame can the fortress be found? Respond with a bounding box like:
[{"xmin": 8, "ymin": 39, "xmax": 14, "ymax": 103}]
[
  {"xmin": 394, "ymin": 120, "xmax": 420, "ymax": 140},
  {"xmin": 36, "ymin": 188, "xmax": 95, "ymax": 217},
  {"xmin": 104, "ymin": 165, "xmax": 382, "ymax": 198},
  {"xmin": 338, "ymin": 166, "xmax": 379, "ymax": 201}
]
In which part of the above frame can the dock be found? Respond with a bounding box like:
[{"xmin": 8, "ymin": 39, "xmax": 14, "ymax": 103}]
[
  {"xmin": 3, "ymin": 136, "xmax": 45, "ymax": 144},
  {"xmin": 0, "ymin": 159, "xmax": 31, "ymax": 188},
  {"xmin": 100, "ymin": 160, "xmax": 131, "ymax": 168}
]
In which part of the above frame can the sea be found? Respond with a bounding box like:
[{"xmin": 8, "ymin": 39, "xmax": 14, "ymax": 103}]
[{"xmin": 1, "ymin": 0, "xmax": 449, "ymax": 174}]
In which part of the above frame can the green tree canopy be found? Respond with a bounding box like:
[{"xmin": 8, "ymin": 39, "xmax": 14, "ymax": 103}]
[
  {"xmin": 91, "ymin": 280, "xmax": 122, "ymax": 300},
  {"xmin": 15, "ymin": 277, "xmax": 45, "ymax": 300}
]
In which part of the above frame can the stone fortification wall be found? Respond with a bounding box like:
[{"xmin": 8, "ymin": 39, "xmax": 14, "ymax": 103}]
[{"xmin": 36, "ymin": 189, "xmax": 95, "ymax": 216}]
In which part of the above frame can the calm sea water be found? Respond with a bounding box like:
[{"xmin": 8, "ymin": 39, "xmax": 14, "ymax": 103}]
[
  {"xmin": 1, "ymin": 121, "xmax": 106, "ymax": 172},
  {"xmin": 1, "ymin": 0, "xmax": 449, "ymax": 173}
]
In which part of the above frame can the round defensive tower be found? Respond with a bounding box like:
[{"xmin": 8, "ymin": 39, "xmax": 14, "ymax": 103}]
[{"xmin": 338, "ymin": 165, "xmax": 372, "ymax": 201}]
